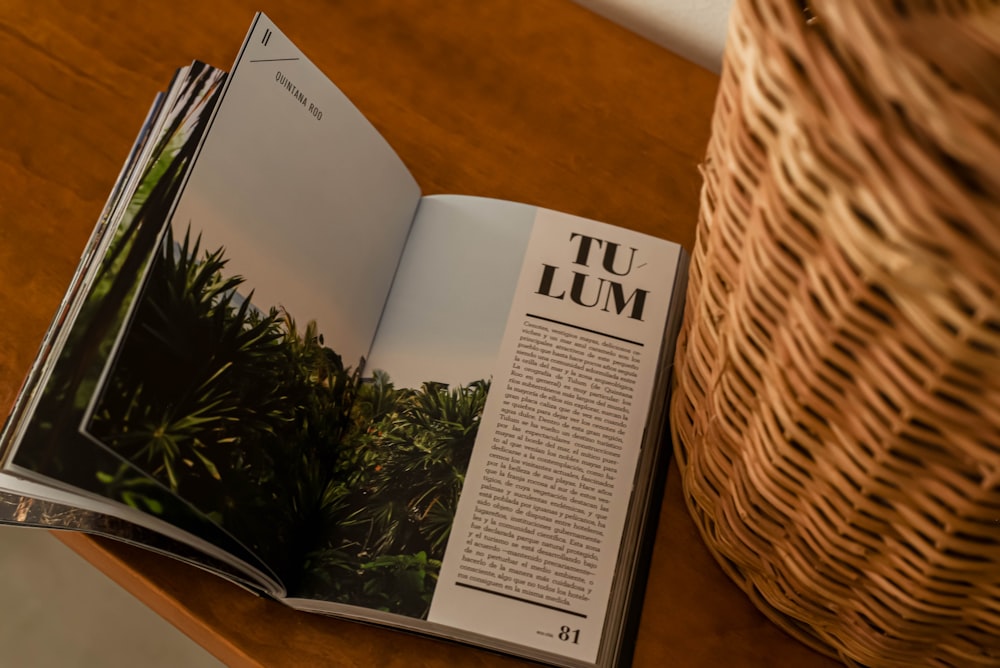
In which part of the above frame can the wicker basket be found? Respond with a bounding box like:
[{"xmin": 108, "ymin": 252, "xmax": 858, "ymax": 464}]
[{"xmin": 670, "ymin": 1, "xmax": 1000, "ymax": 666}]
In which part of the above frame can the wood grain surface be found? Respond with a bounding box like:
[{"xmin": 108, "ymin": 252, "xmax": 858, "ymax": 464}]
[{"xmin": 0, "ymin": 1, "xmax": 841, "ymax": 666}]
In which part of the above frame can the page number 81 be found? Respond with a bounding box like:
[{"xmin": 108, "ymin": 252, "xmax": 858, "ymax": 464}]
[{"xmin": 559, "ymin": 626, "xmax": 581, "ymax": 644}]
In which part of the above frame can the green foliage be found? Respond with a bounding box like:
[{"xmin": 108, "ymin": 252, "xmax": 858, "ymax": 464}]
[
  {"xmin": 95, "ymin": 464, "xmax": 166, "ymax": 515},
  {"xmin": 91, "ymin": 227, "xmax": 357, "ymax": 578},
  {"xmin": 359, "ymin": 552, "xmax": 441, "ymax": 614},
  {"xmin": 92, "ymin": 229, "xmax": 287, "ymax": 490},
  {"xmin": 298, "ymin": 373, "xmax": 489, "ymax": 618},
  {"xmin": 341, "ymin": 374, "xmax": 486, "ymax": 555},
  {"xmin": 87, "ymin": 224, "xmax": 489, "ymax": 610}
]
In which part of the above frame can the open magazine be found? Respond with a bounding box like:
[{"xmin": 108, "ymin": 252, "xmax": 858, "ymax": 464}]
[{"xmin": 0, "ymin": 14, "xmax": 687, "ymax": 668}]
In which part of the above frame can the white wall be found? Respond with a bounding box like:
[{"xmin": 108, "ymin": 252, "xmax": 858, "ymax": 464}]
[{"xmin": 574, "ymin": 0, "xmax": 733, "ymax": 72}]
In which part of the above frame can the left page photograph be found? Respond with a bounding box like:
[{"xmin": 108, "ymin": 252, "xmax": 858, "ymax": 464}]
[{"xmin": 1, "ymin": 13, "xmax": 421, "ymax": 589}]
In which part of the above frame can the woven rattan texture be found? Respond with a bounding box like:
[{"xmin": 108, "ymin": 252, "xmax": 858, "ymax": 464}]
[{"xmin": 670, "ymin": 1, "xmax": 1000, "ymax": 666}]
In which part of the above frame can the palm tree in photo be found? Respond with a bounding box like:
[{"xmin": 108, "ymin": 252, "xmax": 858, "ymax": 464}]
[
  {"xmin": 89, "ymin": 227, "xmax": 359, "ymax": 580},
  {"xmin": 297, "ymin": 374, "xmax": 490, "ymax": 617}
]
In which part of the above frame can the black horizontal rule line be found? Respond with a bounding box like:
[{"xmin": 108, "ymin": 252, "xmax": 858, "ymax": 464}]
[
  {"xmin": 455, "ymin": 582, "xmax": 588, "ymax": 618},
  {"xmin": 249, "ymin": 57, "xmax": 301, "ymax": 62},
  {"xmin": 525, "ymin": 313, "xmax": 644, "ymax": 347}
]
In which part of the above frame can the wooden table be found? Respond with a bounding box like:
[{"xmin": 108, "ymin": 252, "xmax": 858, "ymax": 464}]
[{"xmin": 0, "ymin": 1, "xmax": 842, "ymax": 666}]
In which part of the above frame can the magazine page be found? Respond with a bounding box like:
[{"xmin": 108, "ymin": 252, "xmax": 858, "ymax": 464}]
[
  {"xmin": 285, "ymin": 196, "xmax": 682, "ymax": 666},
  {"xmin": 426, "ymin": 208, "xmax": 681, "ymax": 664},
  {"xmin": 33, "ymin": 12, "xmax": 420, "ymax": 586},
  {"xmin": 0, "ymin": 62, "xmax": 278, "ymax": 584}
]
